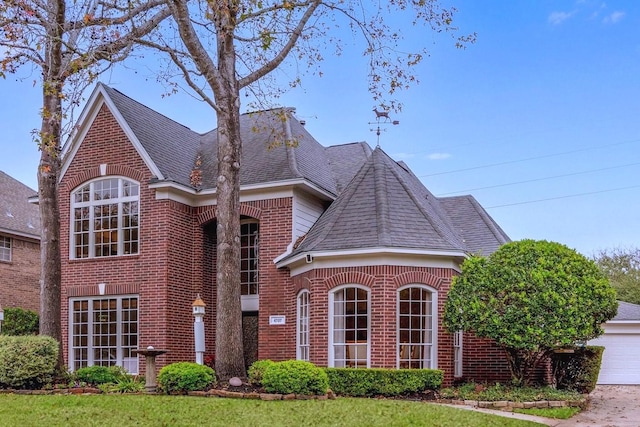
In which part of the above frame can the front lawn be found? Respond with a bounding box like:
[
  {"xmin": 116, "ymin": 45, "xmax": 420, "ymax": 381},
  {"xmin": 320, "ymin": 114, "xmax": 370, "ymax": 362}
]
[{"xmin": 0, "ymin": 394, "xmax": 544, "ymax": 426}]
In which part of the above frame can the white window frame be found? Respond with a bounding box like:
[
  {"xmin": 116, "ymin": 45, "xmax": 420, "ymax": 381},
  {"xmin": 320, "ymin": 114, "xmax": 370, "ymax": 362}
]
[
  {"xmin": 0, "ymin": 235, "xmax": 11, "ymax": 262},
  {"xmin": 328, "ymin": 285, "xmax": 370, "ymax": 368},
  {"xmin": 296, "ymin": 290, "xmax": 310, "ymax": 361},
  {"xmin": 70, "ymin": 177, "xmax": 139, "ymax": 259},
  {"xmin": 240, "ymin": 219, "xmax": 259, "ymax": 311},
  {"xmin": 396, "ymin": 284, "xmax": 438, "ymax": 369},
  {"xmin": 68, "ymin": 295, "xmax": 139, "ymax": 374},
  {"xmin": 453, "ymin": 330, "xmax": 463, "ymax": 377}
]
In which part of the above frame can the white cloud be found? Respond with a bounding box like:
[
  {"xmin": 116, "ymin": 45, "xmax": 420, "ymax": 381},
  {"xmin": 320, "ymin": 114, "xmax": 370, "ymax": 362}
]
[
  {"xmin": 548, "ymin": 11, "xmax": 575, "ymax": 25},
  {"xmin": 427, "ymin": 153, "xmax": 451, "ymax": 160},
  {"xmin": 603, "ymin": 11, "xmax": 625, "ymax": 24}
]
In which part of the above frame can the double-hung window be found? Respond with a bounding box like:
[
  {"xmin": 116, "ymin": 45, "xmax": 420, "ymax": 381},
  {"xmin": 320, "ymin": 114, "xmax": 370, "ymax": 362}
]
[
  {"xmin": 71, "ymin": 177, "xmax": 139, "ymax": 259},
  {"xmin": 297, "ymin": 290, "xmax": 310, "ymax": 361},
  {"xmin": 0, "ymin": 236, "xmax": 10, "ymax": 262},
  {"xmin": 329, "ymin": 286, "xmax": 369, "ymax": 368},
  {"xmin": 240, "ymin": 220, "xmax": 259, "ymax": 311},
  {"xmin": 397, "ymin": 285, "xmax": 436, "ymax": 369}
]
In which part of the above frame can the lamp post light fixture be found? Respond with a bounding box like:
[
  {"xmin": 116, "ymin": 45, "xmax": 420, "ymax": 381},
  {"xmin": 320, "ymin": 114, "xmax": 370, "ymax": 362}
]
[{"xmin": 192, "ymin": 295, "xmax": 206, "ymax": 365}]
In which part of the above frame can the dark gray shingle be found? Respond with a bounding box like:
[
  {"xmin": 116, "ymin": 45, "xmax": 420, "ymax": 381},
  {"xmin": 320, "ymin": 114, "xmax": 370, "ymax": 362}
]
[{"xmin": 0, "ymin": 171, "xmax": 40, "ymax": 239}]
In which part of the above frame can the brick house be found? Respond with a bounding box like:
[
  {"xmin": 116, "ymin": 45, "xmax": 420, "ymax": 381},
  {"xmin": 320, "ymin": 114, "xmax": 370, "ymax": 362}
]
[
  {"xmin": 58, "ymin": 83, "xmax": 512, "ymax": 385},
  {"xmin": 0, "ymin": 171, "xmax": 41, "ymax": 313}
]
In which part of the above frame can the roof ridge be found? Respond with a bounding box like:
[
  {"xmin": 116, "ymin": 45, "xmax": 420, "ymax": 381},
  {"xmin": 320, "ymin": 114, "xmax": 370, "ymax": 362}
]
[{"xmin": 378, "ymin": 148, "xmax": 465, "ymax": 250}]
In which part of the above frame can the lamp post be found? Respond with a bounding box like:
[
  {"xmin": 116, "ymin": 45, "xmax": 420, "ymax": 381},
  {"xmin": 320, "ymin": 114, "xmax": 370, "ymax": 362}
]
[{"xmin": 192, "ymin": 295, "xmax": 206, "ymax": 365}]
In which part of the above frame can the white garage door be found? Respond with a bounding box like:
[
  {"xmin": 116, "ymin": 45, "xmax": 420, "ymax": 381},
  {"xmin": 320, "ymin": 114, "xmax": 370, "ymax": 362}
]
[{"xmin": 589, "ymin": 324, "xmax": 640, "ymax": 385}]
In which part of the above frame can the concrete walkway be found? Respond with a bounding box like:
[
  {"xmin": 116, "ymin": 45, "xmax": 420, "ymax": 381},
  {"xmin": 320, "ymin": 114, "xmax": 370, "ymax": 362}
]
[{"xmin": 446, "ymin": 385, "xmax": 640, "ymax": 426}]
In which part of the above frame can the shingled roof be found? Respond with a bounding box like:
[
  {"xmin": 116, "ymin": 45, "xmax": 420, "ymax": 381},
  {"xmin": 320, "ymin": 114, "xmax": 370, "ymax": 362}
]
[
  {"xmin": 0, "ymin": 171, "xmax": 40, "ymax": 239},
  {"xmin": 288, "ymin": 147, "xmax": 508, "ymax": 258},
  {"xmin": 98, "ymin": 84, "xmax": 350, "ymax": 195},
  {"xmin": 612, "ymin": 301, "xmax": 640, "ymax": 321}
]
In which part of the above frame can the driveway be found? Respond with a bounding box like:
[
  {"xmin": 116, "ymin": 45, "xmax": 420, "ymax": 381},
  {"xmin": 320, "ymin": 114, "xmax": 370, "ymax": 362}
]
[{"xmin": 552, "ymin": 385, "xmax": 640, "ymax": 427}]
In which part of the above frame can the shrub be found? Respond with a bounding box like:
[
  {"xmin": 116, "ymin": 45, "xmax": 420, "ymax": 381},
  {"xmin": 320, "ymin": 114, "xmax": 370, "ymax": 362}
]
[
  {"xmin": 248, "ymin": 359, "xmax": 275, "ymax": 386},
  {"xmin": 1, "ymin": 308, "xmax": 39, "ymax": 336},
  {"xmin": 262, "ymin": 360, "xmax": 328, "ymax": 395},
  {"xmin": 552, "ymin": 346, "xmax": 604, "ymax": 393},
  {"xmin": 325, "ymin": 368, "xmax": 443, "ymax": 397},
  {"xmin": 75, "ymin": 365, "xmax": 128, "ymax": 386},
  {"xmin": 0, "ymin": 335, "xmax": 58, "ymax": 389},
  {"xmin": 157, "ymin": 362, "xmax": 216, "ymax": 394},
  {"xmin": 99, "ymin": 375, "xmax": 145, "ymax": 393}
]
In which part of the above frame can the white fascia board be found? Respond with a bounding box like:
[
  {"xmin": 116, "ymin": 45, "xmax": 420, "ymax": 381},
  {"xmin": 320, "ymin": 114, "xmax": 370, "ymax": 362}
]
[
  {"xmin": 60, "ymin": 85, "xmax": 163, "ymax": 183},
  {"xmin": 602, "ymin": 321, "xmax": 640, "ymax": 334},
  {"xmin": 0, "ymin": 227, "xmax": 40, "ymax": 241},
  {"xmin": 278, "ymin": 248, "xmax": 467, "ymax": 276},
  {"xmin": 150, "ymin": 178, "xmax": 335, "ymax": 207}
]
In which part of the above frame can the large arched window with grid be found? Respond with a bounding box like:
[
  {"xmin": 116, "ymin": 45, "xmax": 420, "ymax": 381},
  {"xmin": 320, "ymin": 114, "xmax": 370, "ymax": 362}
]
[
  {"xmin": 71, "ymin": 177, "xmax": 139, "ymax": 259},
  {"xmin": 397, "ymin": 285, "xmax": 437, "ymax": 369},
  {"xmin": 329, "ymin": 285, "xmax": 369, "ymax": 368}
]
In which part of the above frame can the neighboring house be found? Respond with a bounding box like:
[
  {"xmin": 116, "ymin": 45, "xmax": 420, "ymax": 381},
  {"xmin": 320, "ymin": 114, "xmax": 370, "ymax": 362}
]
[
  {"xmin": 58, "ymin": 83, "xmax": 511, "ymax": 385},
  {"xmin": 589, "ymin": 301, "xmax": 640, "ymax": 385},
  {"xmin": 0, "ymin": 171, "xmax": 41, "ymax": 313}
]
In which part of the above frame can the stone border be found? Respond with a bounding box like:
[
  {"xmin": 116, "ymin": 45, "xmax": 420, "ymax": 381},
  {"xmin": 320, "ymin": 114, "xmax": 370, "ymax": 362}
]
[{"xmin": 437, "ymin": 397, "xmax": 589, "ymax": 411}]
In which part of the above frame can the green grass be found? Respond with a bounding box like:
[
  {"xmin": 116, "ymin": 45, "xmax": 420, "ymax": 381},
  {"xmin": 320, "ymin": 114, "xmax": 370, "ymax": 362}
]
[
  {"xmin": 514, "ymin": 406, "xmax": 581, "ymax": 420},
  {"xmin": 439, "ymin": 383, "xmax": 583, "ymax": 402},
  {"xmin": 0, "ymin": 394, "xmax": 545, "ymax": 427}
]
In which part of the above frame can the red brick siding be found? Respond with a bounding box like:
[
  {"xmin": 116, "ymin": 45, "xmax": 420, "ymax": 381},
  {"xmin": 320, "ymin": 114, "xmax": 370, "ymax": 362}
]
[
  {"xmin": 292, "ymin": 266, "xmax": 460, "ymax": 386},
  {"xmin": 0, "ymin": 236, "xmax": 40, "ymax": 312}
]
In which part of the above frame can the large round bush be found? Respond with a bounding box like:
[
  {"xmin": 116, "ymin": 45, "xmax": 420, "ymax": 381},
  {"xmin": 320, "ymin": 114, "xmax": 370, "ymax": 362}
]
[
  {"xmin": 157, "ymin": 362, "xmax": 216, "ymax": 394},
  {"xmin": 262, "ymin": 360, "xmax": 328, "ymax": 395},
  {"xmin": 248, "ymin": 359, "xmax": 275, "ymax": 386}
]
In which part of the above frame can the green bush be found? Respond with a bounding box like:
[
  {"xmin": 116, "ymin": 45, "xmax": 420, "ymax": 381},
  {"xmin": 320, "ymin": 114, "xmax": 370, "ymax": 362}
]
[
  {"xmin": 75, "ymin": 365, "xmax": 128, "ymax": 386},
  {"xmin": 262, "ymin": 360, "xmax": 329, "ymax": 395},
  {"xmin": 325, "ymin": 368, "xmax": 443, "ymax": 397},
  {"xmin": 0, "ymin": 335, "xmax": 58, "ymax": 389},
  {"xmin": 157, "ymin": 362, "xmax": 216, "ymax": 394},
  {"xmin": 99, "ymin": 375, "xmax": 145, "ymax": 393},
  {"xmin": 1, "ymin": 307, "xmax": 39, "ymax": 335},
  {"xmin": 552, "ymin": 346, "xmax": 604, "ymax": 393},
  {"xmin": 248, "ymin": 359, "xmax": 275, "ymax": 386}
]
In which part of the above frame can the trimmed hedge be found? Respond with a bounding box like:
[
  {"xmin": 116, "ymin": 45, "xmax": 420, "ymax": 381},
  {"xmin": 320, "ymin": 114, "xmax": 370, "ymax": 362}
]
[
  {"xmin": 248, "ymin": 359, "xmax": 275, "ymax": 386},
  {"xmin": 0, "ymin": 335, "xmax": 58, "ymax": 389},
  {"xmin": 0, "ymin": 308, "xmax": 39, "ymax": 336},
  {"xmin": 157, "ymin": 362, "xmax": 216, "ymax": 394},
  {"xmin": 552, "ymin": 346, "xmax": 604, "ymax": 393},
  {"xmin": 262, "ymin": 360, "xmax": 329, "ymax": 395},
  {"xmin": 325, "ymin": 368, "xmax": 443, "ymax": 397},
  {"xmin": 75, "ymin": 365, "xmax": 128, "ymax": 386}
]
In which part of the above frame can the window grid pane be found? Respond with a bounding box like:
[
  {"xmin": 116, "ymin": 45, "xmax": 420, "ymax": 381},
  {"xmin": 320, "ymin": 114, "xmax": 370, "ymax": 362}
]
[
  {"xmin": 333, "ymin": 287, "xmax": 368, "ymax": 368},
  {"xmin": 70, "ymin": 296, "xmax": 138, "ymax": 374},
  {"xmin": 0, "ymin": 236, "xmax": 11, "ymax": 262},
  {"xmin": 297, "ymin": 291, "xmax": 310, "ymax": 361},
  {"xmin": 240, "ymin": 222, "xmax": 259, "ymax": 296},
  {"xmin": 71, "ymin": 178, "xmax": 139, "ymax": 258},
  {"xmin": 398, "ymin": 287, "xmax": 433, "ymax": 369}
]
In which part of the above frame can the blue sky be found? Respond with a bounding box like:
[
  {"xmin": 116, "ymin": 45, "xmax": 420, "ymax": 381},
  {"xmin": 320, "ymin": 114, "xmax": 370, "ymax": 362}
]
[{"xmin": 1, "ymin": 0, "xmax": 639, "ymax": 256}]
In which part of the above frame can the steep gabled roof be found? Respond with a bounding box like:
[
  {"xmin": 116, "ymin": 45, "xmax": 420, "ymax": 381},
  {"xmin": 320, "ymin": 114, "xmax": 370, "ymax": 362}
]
[
  {"xmin": 0, "ymin": 171, "xmax": 40, "ymax": 239},
  {"xmin": 325, "ymin": 142, "xmax": 373, "ymax": 193},
  {"xmin": 439, "ymin": 195, "xmax": 511, "ymax": 255},
  {"xmin": 197, "ymin": 109, "xmax": 339, "ymax": 194},
  {"xmin": 289, "ymin": 147, "xmax": 469, "ymax": 256},
  {"xmin": 100, "ymin": 84, "xmax": 201, "ymax": 186}
]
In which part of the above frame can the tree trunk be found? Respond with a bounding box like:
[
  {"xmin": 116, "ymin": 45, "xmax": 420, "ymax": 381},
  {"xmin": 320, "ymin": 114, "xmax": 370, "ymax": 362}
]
[
  {"xmin": 214, "ymin": 5, "xmax": 245, "ymax": 381},
  {"xmin": 38, "ymin": 0, "xmax": 65, "ymax": 370}
]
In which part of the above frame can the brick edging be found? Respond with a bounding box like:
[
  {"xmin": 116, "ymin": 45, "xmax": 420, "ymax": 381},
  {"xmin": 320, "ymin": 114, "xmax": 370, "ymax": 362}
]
[{"xmin": 437, "ymin": 397, "xmax": 589, "ymax": 411}]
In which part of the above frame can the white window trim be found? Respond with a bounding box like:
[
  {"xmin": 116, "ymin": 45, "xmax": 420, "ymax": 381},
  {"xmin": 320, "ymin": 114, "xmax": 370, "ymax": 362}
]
[
  {"xmin": 0, "ymin": 235, "xmax": 11, "ymax": 262},
  {"xmin": 69, "ymin": 177, "xmax": 140, "ymax": 259},
  {"xmin": 296, "ymin": 289, "xmax": 310, "ymax": 361},
  {"xmin": 396, "ymin": 284, "xmax": 438, "ymax": 369},
  {"xmin": 454, "ymin": 330, "xmax": 463, "ymax": 378},
  {"xmin": 68, "ymin": 294, "xmax": 139, "ymax": 374},
  {"xmin": 328, "ymin": 284, "xmax": 371, "ymax": 368}
]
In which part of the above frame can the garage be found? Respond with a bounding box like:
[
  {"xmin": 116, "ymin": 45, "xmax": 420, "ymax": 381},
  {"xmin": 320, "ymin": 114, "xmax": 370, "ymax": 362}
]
[{"xmin": 588, "ymin": 301, "xmax": 640, "ymax": 385}]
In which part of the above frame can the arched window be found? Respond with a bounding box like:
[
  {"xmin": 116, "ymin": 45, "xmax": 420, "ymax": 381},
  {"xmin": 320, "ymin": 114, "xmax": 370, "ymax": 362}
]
[
  {"xmin": 71, "ymin": 177, "xmax": 139, "ymax": 259},
  {"xmin": 397, "ymin": 285, "xmax": 437, "ymax": 369},
  {"xmin": 329, "ymin": 286, "xmax": 369, "ymax": 368},
  {"xmin": 296, "ymin": 290, "xmax": 310, "ymax": 361}
]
